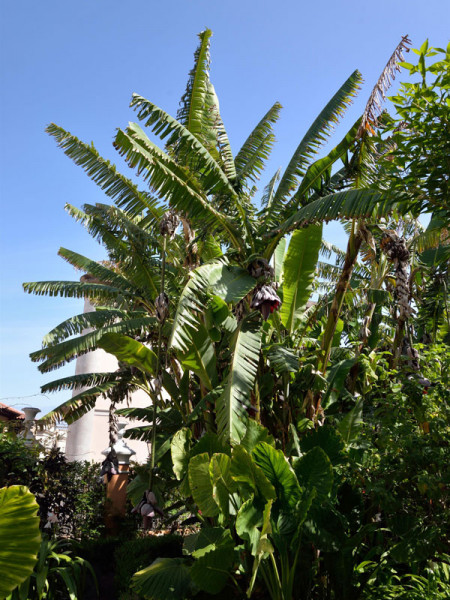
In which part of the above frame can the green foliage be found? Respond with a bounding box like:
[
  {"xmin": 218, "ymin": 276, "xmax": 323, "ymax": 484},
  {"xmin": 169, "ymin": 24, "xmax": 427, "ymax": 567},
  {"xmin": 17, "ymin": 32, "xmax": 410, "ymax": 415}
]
[
  {"xmin": 0, "ymin": 486, "xmax": 41, "ymax": 599},
  {"xmin": 0, "ymin": 436, "xmax": 105, "ymax": 540},
  {"xmin": 115, "ymin": 535, "xmax": 183, "ymax": 599},
  {"xmin": 8, "ymin": 536, "xmax": 97, "ymax": 600}
]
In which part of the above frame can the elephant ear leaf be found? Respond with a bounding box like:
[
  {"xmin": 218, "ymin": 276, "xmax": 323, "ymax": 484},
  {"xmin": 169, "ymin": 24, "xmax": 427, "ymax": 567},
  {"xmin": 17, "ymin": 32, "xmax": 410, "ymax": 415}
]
[
  {"xmin": 188, "ymin": 453, "xmax": 219, "ymax": 517},
  {"xmin": 293, "ymin": 447, "xmax": 333, "ymax": 500},
  {"xmin": 190, "ymin": 542, "xmax": 235, "ymax": 594},
  {"xmin": 132, "ymin": 557, "xmax": 192, "ymax": 600},
  {"xmin": 171, "ymin": 428, "xmax": 192, "ymax": 481},
  {"xmin": 0, "ymin": 486, "xmax": 41, "ymax": 599},
  {"xmin": 280, "ymin": 224, "xmax": 322, "ymax": 334},
  {"xmin": 252, "ymin": 442, "xmax": 301, "ymax": 510}
]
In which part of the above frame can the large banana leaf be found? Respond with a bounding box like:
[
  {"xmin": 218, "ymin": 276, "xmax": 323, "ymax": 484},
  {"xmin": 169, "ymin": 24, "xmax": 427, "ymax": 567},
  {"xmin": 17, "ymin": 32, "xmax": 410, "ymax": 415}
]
[
  {"xmin": 0, "ymin": 486, "xmax": 41, "ymax": 599},
  {"xmin": 170, "ymin": 262, "xmax": 255, "ymax": 354},
  {"xmin": 31, "ymin": 317, "xmax": 156, "ymax": 373},
  {"xmin": 178, "ymin": 324, "xmax": 217, "ymax": 390},
  {"xmin": 177, "ymin": 29, "xmax": 216, "ymax": 154},
  {"xmin": 41, "ymin": 308, "xmax": 148, "ymax": 347},
  {"xmin": 216, "ymin": 320, "xmax": 262, "ymax": 444},
  {"xmin": 272, "ymin": 70, "xmax": 362, "ymax": 206},
  {"xmin": 98, "ymin": 332, "xmax": 157, "ymax": 375},
  {"xmin": 46, "ymin": 123, "xmax": 161, "ymax": 224},
  {"xmin": 43, "ymin": 379, "xmax": 121, "ymax": 424},
  {"xmin": 272, "ymin": 189, "xmax": 397, "ymax": 241},
  {"xmin": 234, "ymin": 102, "xmax": 282, "ymax": 184},
  {"xmin": 114, "ymin": 126, "xmax": 244, "ymax": 251},
  {"xmin": 280, "ymin": 224, "xmax": 322, "ymax": 334},
  {"xmin": 130, "ymin": 94, "xmax": 235, "ymax": 195}
]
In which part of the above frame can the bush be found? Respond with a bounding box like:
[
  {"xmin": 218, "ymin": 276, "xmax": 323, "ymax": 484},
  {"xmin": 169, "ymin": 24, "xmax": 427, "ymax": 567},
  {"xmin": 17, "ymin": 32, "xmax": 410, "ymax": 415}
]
[{"xmin": 0, "ymin": 431, "xmax": 105, "ymax": 539}]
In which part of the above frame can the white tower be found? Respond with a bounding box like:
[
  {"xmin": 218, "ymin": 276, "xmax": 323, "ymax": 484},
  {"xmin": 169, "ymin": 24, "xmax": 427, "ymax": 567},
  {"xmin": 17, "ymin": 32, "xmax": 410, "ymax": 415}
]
[{"xmin": 65, "ymin": 297, "xmax": 151, "ymax": 463}]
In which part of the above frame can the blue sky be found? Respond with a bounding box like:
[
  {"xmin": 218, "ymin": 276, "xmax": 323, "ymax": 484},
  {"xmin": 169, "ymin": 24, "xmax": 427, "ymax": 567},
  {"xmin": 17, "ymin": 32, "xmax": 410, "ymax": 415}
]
[{"xmin": 0, "ymin": 0, "xmax": 448, "ymax": 416}]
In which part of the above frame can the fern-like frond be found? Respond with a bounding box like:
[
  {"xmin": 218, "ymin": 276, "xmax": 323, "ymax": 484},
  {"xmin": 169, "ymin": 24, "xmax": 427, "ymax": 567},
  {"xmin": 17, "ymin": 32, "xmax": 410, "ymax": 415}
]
[
  {"xmin": 46, "ymin": 123, "xmax": 161, "ymax": 224},
  {"xmin": 235, "ymin": 102, "xmax": 282, "ymax": 184},
  {"xmin": 31, "ymin": 316, "xmax": 157, "ymax": 373},
  {"xmin": 272, "ymin": 70, "xmax": 362, "ymax": 206}
]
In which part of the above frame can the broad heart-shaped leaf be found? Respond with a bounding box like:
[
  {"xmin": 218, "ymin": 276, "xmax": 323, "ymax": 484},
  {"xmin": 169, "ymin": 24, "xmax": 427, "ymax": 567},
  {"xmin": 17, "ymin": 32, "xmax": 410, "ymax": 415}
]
[
  {"xmin": 216, "ymin": 319, "xmax": 263, "ymax": 444},
  {"xmin": 132, "ymin": 557, "xmax": 191, "ymax": 600},
  {"xmin": 293, "ymin": 447, "xmax": 333, "ymax": 500},
  {"xmin": 171, "ymin": 428, "xmax": 192, "ymax": 481},
  {"xmin": 236, "ymin": 497, "xmax": 265, "ymax": 555},
  {"xmin": 252, "ymin": 442, "xmax": 301, "ymax": 510},
  {"xmin": 178, "ymin": 323, "xmax": 217, "ymax": 390},
  {"xmin": 280, "ymin": 224, "xmax": 322, "ymax": 334},
  {"xmin": 0, "ymin": 486, "xmax": 41, "ymax": 599},
  {"xmin": 98, "ymin": 332, "xmax": 157, "ymax": 374},
  {"xmin": 230, "ymin": 445, "xmax": 276, "ymax": 502},
  {"xmin": 338, "ymin": 398, "xmax": 364, "ymax": 444},
  {"xmin": 183, "ymin": 526, "xmax": 229, "ymax": 557},
  {"xmin": 188, "ymin": 453, "xmax": 218, "ymax": 517},
  {"xmin": 240, "ymin": 421, "xmax": 275, "ymax": 453},
  {"xmin": 190, "ymin": 544, "xmax": 235, "ymax": 594},
  {"xmin": 301, "ymin": 425, "xmax": 346, "ymax": 466},
  {"xmin": 209, "ymin": 453, "xmax": 236, "ymax": 519},
  {"xmin": 190, "ymin": 432, "xmax": 231, "ymax": 459}
]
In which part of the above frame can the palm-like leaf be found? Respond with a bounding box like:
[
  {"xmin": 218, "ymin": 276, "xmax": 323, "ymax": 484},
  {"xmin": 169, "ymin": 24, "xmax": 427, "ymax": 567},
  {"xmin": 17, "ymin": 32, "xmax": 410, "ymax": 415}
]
[
  {"xmin": 130, "ymin": 94, "xmax": 236, "ymax": 194},
  {"xmin": 177, "ymin": 29, "xmax": 217, "ymax": 154},
  {"xmin": 114, "ymin": 126, "xmax": 244, "ymax": 251},
  {"xmin": 46, "ymin": 123, "xmax": 161, "ymax": 223},
  {"xmin": 235, "ymin": 102, "xmax": 282, "ymax": 184},
  {"xmin": 42, "ymin": 308, "xmax": 142, "ymax": 346},
  {"xmin": 272, "ymin": 70, "xmax": 362, "ymax": 206},
  {"xmin": 280, "ymin": 224, "xmax": 323, "ymax": 334},
  {"xmin": 30, "ymin": 316, "xmax": 156, "ymax": 372},
  {"xmin": 216, "ymin": 319, "xmax": 262, "ymax": 444}
]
